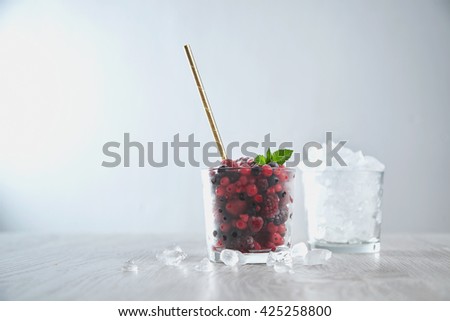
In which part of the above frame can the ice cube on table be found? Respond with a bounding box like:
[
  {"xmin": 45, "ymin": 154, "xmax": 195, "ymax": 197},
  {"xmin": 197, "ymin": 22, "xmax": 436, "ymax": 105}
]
[
  {"xmin": 156, "ymin": 246, "xmax": 187, "ymax": 266},
  {"xmin": 304, "ymin": 249, "xmax": 332, "ymax": 265},
  {"xmin": 220, "ymin": 249, "xmax": 240, "ymax": 267},
  {"xmin": 194, "ymin": 258, "xmax": 214, "ymax": 272},
  {"xmin": 291, "ymin": 242, "xmax": 308, "ymax": 258},
  {"xmin": 266, "ymin": 251, "xmax": 293, "ymax": 267},
  {"xmin": 121, "ymin": 259, "xmax": 138, "ymax": 272}
]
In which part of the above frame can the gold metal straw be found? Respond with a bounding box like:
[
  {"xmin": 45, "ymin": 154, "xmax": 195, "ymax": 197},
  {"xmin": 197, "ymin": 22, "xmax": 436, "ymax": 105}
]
[{"xmin": 183, "ymin": 44, "xmax": 227, "ymax": 160}]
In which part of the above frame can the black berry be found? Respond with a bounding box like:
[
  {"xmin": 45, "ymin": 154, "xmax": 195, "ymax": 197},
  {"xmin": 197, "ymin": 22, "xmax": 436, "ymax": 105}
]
[
  {"xmin": 227, "ymin": 171, "xmax": 240, "ymax": 183},
  {"xmin": 251, "ymin": 166, "xmax": 262, "ymax": 176},
  {"xmin": 268, "ymin": 175, "xmax": 279, "ymax": 186}
]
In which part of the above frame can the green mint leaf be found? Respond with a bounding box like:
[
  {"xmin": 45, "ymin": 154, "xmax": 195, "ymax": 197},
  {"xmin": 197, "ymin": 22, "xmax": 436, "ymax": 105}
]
[
  {"xmin": 266, "ymin": 148, "xmax": 272, "ymax": 162},
  {"xmin": 255, "ymin": 155, "xmax": 266, "ymax": 165},
  {"xmin": 254, "ymin": 148, "xmax": 294, "ymax": 166},
  {"xmin": 272, "ymin": 149, "xmax": 294, "ymax": 165},
  {"xmin": 271, "ymin": 154, "xmax": 283, "ymax": 163}
]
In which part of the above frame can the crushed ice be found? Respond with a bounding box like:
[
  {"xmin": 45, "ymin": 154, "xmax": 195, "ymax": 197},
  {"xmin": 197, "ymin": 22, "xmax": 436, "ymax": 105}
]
[
  {"xmin": 195, "ymin": 258, "xmax": 214, "ymax": 272},
  {"xmin": 265, "ymin": 243, "xmax": 332, "ymax": 272},
  {"xmin": 220, "ymin": 249, "xmax": 240, "ymax": 267},
  {"xmin": 266, "ymin": 250, "xmax": 293, "ymax": 273},
  {"xmin": 291, "ymin": 242, "xmax": 308, "ymax": 258},
  {"xmin": 299, "ymin": 142, "xmax": 385, "ymax": 171},
  {"xmin": 156, "ymin": 245, "xmax": 187, "ymax": 266},
  {"xmin": 299, "ymin": 143, "xmax": 385, "ymax": 244},
  {"xmin": 304, "ymin": 249, "xmax": 332, "ymax": 265},
  {"xmin": 122, "ymin": 259, "xmax": 138, "ymax": 272}
]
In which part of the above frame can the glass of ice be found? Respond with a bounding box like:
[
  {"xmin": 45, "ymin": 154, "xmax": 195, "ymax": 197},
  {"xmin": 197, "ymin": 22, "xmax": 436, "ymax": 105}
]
[
  {"xmin": 302, "ymin": 169, "xmax": 384, "ymax": 253},
  {"xmin": 202, "ymin": 165, "xmax": 296, "ymax": 264}
]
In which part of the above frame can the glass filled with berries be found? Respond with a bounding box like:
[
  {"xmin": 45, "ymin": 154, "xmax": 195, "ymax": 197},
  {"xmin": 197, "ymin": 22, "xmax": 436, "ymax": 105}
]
[{"xmin": 202, "ymin": 149, "xmax": 296, "ymax": 263}]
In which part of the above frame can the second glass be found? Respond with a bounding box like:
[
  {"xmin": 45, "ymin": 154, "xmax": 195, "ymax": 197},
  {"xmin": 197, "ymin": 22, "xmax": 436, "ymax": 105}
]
[{"xmin": 303, "ymin": 169, "xmax": 384, "ymax": 253}]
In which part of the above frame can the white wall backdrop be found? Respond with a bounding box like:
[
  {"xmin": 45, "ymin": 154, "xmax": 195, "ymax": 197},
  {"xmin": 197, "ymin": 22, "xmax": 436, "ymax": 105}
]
[{"xmin": 0, "ymin": 0, "xmax": 449, "ymax": 237}]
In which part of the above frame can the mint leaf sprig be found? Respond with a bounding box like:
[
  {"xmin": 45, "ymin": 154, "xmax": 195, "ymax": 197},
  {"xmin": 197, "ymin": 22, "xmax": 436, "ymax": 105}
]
[{"xmin": 255, "ymin": 148, "xmax": 293, "ymax": 166}]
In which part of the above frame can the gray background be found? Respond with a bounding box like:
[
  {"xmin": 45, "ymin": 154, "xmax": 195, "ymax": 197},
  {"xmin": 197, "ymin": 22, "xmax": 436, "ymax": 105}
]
[{"xmin": 0, "ymin": 0, "xmax": 449, "ymax": 237}]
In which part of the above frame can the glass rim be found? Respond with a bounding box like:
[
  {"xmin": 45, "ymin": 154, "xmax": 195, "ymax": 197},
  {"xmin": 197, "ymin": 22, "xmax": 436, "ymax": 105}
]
[
  {"xmin": 201, "ymin": 166, "xmax": 297, "ymax": 172},
  {"xmin": 300, "ymin": 168, "xmax": 385, "ymax": 173}
]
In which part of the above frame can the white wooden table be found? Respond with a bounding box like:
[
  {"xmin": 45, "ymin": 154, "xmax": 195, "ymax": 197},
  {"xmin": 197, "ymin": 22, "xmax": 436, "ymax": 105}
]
[{"xmin": 0, "ymin": 233, "xmax": 449, "ymax": 300}]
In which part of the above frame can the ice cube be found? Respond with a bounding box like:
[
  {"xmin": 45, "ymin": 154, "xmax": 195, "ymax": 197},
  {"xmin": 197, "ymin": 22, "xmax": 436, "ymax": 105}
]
[
  {"xmin": 291, "ymin": 242, "xmax": 308, "ymax": 258},
  {"xmin": 350, "ymin": 150, "xmax": 365, "ymax": 167},
  {"xmin": 273, "ymin": 262, "xmax": 292, "ymax": 273},
  {"xmin": 194, "ymin": 258, "xmax": 214, "ymax": 272},
  {"xmin": 266, "ymin": 250, "xmax": 293, "ymax": 267},
  {"xmin": 121, "ymin": 259, "xmax": 138, "ymax": 272},
  {"xmin": 156, "ymin": 246, "xmax": 187, "ymax": 266},
  {"xmin": 304, "ymin": 249, "xmax": 332, "ymax": 265},
  {"xmin": 220, "ymin": 249, "xmax": 240, "ymax": 267}
]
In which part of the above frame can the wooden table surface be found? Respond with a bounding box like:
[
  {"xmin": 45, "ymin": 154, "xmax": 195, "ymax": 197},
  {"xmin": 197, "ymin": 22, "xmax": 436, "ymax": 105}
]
[{"xmin": 0, "ymin": 233, "xmax": 449, "ymax": 300}]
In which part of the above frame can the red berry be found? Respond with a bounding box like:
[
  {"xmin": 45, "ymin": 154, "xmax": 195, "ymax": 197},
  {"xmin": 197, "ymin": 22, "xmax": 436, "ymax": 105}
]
[
  {"xmin": 270, "ymin": 232, "xmax": 284, "ymax": 245},
  {"xmin": 226, "ymin": 183, "xmax": 236, "ymax": 193},
  {"xmin": 266, "ymin": 222, "xmax": 278, "ymax": 234},
  {"xmin": 265, "ymin": 241, "xmax": 276, "ymax": 251},
  {"xmin": 239, "ymin": 175, "xmax": 248, "ymax": 186},
  {"xmin": 273, "ymin": 167, "xmax": 282, "ymax": 176},
  {"xmin": 220, "ymin": 177, "xmax": 230, "ymax": 186},
  {"xmin": 239, "ymin": 167, "xmax": 251, "ymax": 176},
  {"xmin": 278, "ymin": 224, "xmax": 286, "ymax": 235},
  {"xmin": 246, "ymin": 184, "xmax": 258, "ymax": 197},
  {"xmin": 213, "ymin": 239, "xmax": 224, "ymax": 250},
  {"xmin": 239, "ymin": 214, "xmax": 249, "ymax": 222},
  {"xmin": 235, "ymin": 186, "xmax": 243, "ymax": 193},
  {"xmin": 253, "ymin": 194, "xmax": 263, "ymax": 203},
  {"xmin": 263, "ymin": 194, "xmax": 279, "ymax": 217},
  {"xmin": 256, "ymin": 205, "xmax": 261, "ymax": 212},
  {"xmin": 278, "ymin": 170, "xmax": 289, "ymax": 182},
  {"xmin": 236, "ymin": 219, "xmax": 247, "ymax": 230},
  {"xmin": 221, "ymin": 159, "xmax": 234, "ymax": 167},
  {"xmin": 253, "ymin": 241, "xmax": 262, "ymax": 250},
  {"xmin": 225, "ymin": 200, "xmax": 247, "ymax": 216},
  {"xmin": 220, "ymin": 223, "xmax": 231, "ymax": 233},
  {"xmin": 215, "ymin": 186, "xmax": 225, "ymax": 196},
  {"xmin": 262, "ymin": 164, "xmax": 273, "ymax": 177},
  {"xmin": 249, "ymin": 216, "xmax": 264, "ymax": 233},
  {"xmin": 267, "ymin": 187, "xmax": 275, "ymax": 194},
  {"xmin": 274, "ymin": 183, "xmax": 282, "ymax": 192}
]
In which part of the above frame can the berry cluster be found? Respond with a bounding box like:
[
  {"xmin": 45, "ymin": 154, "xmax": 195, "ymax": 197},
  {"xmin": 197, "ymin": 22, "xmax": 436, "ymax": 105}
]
[{"xmin": 209, "ymin": 157, "xmax": 294, "ymax": 253}]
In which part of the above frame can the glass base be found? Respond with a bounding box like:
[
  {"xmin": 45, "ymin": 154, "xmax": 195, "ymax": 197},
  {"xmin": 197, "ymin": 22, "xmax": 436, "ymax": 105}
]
[
  {"xmin": 208, "ymin": 246, "xmax": 290, "ymax": 264},
  {"xmin": 309, "ymin": 241, "xmax": 380, "ymax": 253}
]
